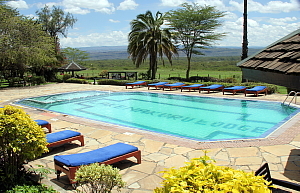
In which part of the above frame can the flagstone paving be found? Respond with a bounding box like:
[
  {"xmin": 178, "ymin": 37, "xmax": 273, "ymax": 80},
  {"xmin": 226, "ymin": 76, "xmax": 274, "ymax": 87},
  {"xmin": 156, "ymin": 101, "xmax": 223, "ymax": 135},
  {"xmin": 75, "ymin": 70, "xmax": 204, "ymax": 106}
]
[{"xmin": 1, "ymin": 83, "xmax": 300, "ymax": 192}]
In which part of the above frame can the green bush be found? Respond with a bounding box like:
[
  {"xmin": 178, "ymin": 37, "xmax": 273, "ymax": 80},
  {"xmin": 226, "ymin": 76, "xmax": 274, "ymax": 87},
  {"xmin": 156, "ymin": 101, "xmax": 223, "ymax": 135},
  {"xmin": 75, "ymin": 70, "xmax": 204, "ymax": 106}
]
[
  {"xmin": 6, "ymin": 184, "xmax": 57, "ymax": 193},
  {"xmin": 75, "ymin": 163, "xmax": 126, "ymax": 193},
  {"xmin": 154, "ymin": 154, "xmax": 272, "ymax": 193},
  {"xmin": 62, "ymin": 74, "xmax": 72, "ymax": 82},
  {"xmin": 65, "ymin": 78, "xmax": 89, "ymax": 84},
  {"xmin": 25, "ymin": 76, "xmax": 46, "ymax": 85},
  {"xmin": 0, "ymin": 105, "xmax": 48, "ymax": 191},
  {"xmin": 97, "ymin": 79, "xmax": 127, "ymax": 86}
]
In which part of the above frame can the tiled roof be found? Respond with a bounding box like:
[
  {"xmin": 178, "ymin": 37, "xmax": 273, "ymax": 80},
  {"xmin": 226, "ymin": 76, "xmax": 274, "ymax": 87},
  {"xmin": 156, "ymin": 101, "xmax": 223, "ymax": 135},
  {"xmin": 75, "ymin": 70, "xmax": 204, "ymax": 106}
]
[
  {"xmin": 58, "ymin": 61, "xmax": 87, "ymax": 71},
  {"xmin": 238, "ymin": 29, "xmax": 300, "ymax": 74}
]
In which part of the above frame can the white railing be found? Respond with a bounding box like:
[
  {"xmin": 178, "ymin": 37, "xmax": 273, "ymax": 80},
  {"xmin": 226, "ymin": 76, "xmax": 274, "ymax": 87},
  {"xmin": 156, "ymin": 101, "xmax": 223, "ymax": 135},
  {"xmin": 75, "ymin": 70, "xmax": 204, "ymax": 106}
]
[{"xmin": 282, "ymin": 91, "xmax": 300, "ymax": 106}]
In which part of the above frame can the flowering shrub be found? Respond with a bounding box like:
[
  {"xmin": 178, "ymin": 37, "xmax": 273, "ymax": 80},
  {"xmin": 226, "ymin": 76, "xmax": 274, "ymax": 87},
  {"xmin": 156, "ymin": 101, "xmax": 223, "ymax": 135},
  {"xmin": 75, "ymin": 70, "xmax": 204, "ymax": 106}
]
[
  {"xmin": 154, "ymin": 154, "xmax": 272, "ymax": 193},
  {"xmin": 0, "ymin": 105, "xmax": 48, "ymax": 190}
]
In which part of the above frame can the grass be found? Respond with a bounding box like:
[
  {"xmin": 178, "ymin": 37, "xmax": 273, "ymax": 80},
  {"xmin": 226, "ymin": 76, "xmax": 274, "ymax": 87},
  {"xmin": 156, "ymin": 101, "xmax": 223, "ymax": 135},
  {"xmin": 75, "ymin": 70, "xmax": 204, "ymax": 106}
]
[{"xmin": 79, "ymin": 69, "xmax": 243, "ymax": 82}]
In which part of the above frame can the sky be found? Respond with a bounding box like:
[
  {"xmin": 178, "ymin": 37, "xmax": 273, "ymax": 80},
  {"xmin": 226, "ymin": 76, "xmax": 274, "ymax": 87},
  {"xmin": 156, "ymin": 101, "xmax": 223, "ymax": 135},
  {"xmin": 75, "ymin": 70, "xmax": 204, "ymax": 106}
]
[{"xmin": 6, "ymin": 0, "xmax": 300, "ymax": 48}]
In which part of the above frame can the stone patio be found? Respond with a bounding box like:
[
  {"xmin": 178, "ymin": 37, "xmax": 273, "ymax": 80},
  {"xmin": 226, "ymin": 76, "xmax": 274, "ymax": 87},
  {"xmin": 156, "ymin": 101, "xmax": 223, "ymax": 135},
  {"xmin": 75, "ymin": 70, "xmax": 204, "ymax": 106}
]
[{"xmin": 1, "ymin": 83, "xmax": 300, "ymax": 193}]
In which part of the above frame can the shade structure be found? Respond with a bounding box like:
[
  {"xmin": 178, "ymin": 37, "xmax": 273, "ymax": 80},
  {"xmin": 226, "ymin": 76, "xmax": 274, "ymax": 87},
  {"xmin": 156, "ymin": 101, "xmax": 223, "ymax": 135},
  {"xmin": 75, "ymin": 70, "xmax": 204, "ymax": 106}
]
[{"xmin": 58, "ymin": 61, "xmax": 87, "ymax": 77}]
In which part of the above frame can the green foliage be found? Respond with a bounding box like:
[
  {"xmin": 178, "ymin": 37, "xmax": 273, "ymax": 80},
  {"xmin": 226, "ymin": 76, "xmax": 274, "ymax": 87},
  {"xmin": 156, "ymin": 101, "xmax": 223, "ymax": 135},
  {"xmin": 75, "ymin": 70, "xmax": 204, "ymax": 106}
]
[
  {"xmin": 97, "ymin": 79, "xmax": 127, "ymax": 86},
  {"xmin": 166, "ymin": 3, "xmax": 226, "ymax": 79},
  {"xmin": 0, "ymin": 105, "xmax": 48, "ymax": 190},
  {"xmin": 62, "ymin": 74, "xmax": 72, "ymax": 82},
  {"xmin": 154, "ymin": 154, "xmax": 271, "ymax": 193},
  {"xmin": 75, "ymin": 163, "xmax": 126, "ymax": 193},
  {"xmin": 6, "ymin": 184, "xmax": 57, "ymax": 193},
  {"xmin": 25, "ymin": 76, "xmax": 46, "ymax": 86},
  {"xmin": 128, "ymin": 11, "xmax": 178, "ymax": 80},
  {"xmin": 62, "ymin": 47, "xmax": 89, "ymax": 64},
  {"xmin": 0, "ymin": 4, "xmax": 57, "ymax": 81},
  {"xmin": 35, "ymin": 5, "xmax": 77, "ymax": 42},
  {"xmin": 99, "ymin": 70, "xmax": 108, "ymax": 77},
  {"xmin": 27, "ymin": 165, "xmax": 55, "ymax": 184},
  {"xmin": 65, "ymin": 78, "xmax": 88, "ymax": 84},
  {"xmin": 7, "ymin": 77, "xmax": 25, "ymax": 87}
]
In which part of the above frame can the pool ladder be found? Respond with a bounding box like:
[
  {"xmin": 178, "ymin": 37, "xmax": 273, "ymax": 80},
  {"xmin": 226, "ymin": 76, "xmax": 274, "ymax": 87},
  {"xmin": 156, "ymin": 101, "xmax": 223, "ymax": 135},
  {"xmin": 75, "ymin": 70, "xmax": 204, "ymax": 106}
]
[{"xmin": 282, "ymin": 91, "xmax": 300, "ymax": 106}]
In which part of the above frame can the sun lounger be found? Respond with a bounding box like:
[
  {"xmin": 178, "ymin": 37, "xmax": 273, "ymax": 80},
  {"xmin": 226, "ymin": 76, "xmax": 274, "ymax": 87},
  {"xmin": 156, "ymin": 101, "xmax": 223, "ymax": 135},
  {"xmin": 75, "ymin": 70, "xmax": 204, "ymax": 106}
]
[
  {"xmin": 255, "ymin": 163, "xmax": 300, "ymax": 191},
  {"xmin": 222, "ymin": 86, "xmax": 246, "ymax": 95},
  {"xmin": 181, "ymin": 84, "xmax": 204, "ymax": 92},
  {"xmin": 46, "ymin": 130, "xmax": 84, "ymax": 148},
  {"xmin": 125, "ymin": 81, "xmax": 147, "ymax": 89},
  {"xmin": 54, "ymin": 142, "xmax": 141, "ymax": 184},
  {"xmin": 199, "ymin": 84, "xmax": 224, "ymax": 94},
  {"xmin": 244, "ymin": 86, "xmax": 267, "ymax": 97},
  {"xmin": 35, "ymin": 119, "xmax": 52, "ymax": 133},
  {"xmin": 163, "ymin": 82, "xmax": 186, "ymax": 91},
  {"xmin": 147, "ymin": 82, "xmax": 168, "ymax": 90}
]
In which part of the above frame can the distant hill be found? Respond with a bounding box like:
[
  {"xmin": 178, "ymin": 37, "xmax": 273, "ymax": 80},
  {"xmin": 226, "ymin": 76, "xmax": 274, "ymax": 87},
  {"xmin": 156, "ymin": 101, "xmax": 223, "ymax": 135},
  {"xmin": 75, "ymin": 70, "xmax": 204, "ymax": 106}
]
[{"xmin": 78, "ymin": 46, "xmax": 262, "ymax": 60}]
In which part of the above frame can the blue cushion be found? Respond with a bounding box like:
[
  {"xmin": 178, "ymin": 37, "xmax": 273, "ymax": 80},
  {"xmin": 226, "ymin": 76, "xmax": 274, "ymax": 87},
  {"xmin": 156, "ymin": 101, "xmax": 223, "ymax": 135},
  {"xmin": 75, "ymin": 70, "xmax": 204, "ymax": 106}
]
[
  {"xmin": 125, "ymin": 81, "xmax": 145, "ymax": 85},
  {"xmin": 54, "ymin": 142, "xmax": 138, "ymax": 167},
  {"xmin": 148, "ymin": 82, "xmax": 168, "ymax": 86},
  {"xmin": 202, "ymin": 84, "xmax": 223, "ymax": 89},
  {"xmin": 46, "ymin": 130, "xmax": 81, "ymax": 143},
  {"xmin": 182, "ymin": 84, "xmax": 204, "ymax": 88},
  {"xmin": 165, "ymin": 82, "xmax": 184, "ymax": 86},
  {"xmin": 246, "ymin": 86, "xmax": 266, "ymax": 91},
  {"xmin": 35, "ymin": 120, "xmax": 49, "ymax": 125},
  {"xmin": 224, "ymin": 86, "xmax": 246, "ymax": 90}
]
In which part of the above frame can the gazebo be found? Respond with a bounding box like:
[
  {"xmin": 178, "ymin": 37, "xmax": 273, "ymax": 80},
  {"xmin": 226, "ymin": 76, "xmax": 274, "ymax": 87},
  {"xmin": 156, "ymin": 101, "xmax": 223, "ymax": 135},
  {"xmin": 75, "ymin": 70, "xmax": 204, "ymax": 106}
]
[{"xmin": 58, "ymin": 61, "xmax": 87, "ymax": 77}]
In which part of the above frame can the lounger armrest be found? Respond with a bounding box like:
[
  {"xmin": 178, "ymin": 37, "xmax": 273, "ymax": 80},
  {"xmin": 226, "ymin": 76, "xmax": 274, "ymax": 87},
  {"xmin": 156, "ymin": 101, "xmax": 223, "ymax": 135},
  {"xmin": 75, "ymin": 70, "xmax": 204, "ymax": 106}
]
[{"xmin": 272, "ymin": 178, "xmax": 300, "ymax": 191}]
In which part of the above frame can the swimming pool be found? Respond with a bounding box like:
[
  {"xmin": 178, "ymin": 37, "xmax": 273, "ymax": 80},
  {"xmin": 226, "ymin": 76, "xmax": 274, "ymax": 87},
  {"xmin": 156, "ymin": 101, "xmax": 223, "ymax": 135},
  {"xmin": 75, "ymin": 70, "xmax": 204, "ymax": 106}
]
[{"xmin": 16, "ymin": 91, "xmax": 299, "ymax": 141}]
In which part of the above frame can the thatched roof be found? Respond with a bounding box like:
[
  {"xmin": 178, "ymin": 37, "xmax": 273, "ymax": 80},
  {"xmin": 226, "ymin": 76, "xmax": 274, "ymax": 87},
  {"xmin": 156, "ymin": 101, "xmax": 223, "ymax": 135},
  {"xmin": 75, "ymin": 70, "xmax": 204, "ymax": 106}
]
[
  {"xmin": 58, "ymin": 61, "xmax": 87, "ymax": 71},
  {"xmin": 237, "ymin": 29, "xmax": 300, "ymax": 74}
]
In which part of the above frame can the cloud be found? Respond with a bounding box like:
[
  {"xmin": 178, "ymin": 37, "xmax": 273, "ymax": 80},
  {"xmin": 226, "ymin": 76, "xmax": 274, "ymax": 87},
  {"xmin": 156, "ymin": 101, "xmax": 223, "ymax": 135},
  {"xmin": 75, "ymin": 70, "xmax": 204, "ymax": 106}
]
[
  {"xmin": 160, "ymin": 0, "xmax": 188, "ymax": 7},
  {"xmin": 6, "ymin": 0, "xmax": 28, "ymax": 9},
  {"xmin": 35, "ymin": 2, "xmax": 60, "ymax": 9},
  {"xmin": 117, "ymin": 0, "xmax": 138, "ymax": 10},
  {"xmin": 194, "ymin": 0, "xmax": 228, "ymax": 11},
  {"xmin": 60, "ymin": 31, "xmax": 128, "ymax": 48},
  {"xmin": 229, "ymin": 0, "xmax": 300, "ymax": 13},
  {"xmin": 217, "ymin": 16, "xmax": 300, "ymax": 47},
  {"xmin": 64, "ymin": 6, "xmax": 91, "ymax": 15},
  {"xmin": 62, "ymin": 0, "xmax": 115, "ymax": 14},
  {"xmin": 109, "ymin": 19, "xmax": 120, "ymax": 23},
  {"xmin": 268, "ymin": 17, "xmax": 298, "ymax": 25}
]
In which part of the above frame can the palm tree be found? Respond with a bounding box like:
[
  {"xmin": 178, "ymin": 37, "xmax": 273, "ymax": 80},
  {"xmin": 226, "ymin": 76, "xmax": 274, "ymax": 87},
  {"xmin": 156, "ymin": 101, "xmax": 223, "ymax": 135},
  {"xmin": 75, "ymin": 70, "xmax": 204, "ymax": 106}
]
[{"xmin": 128, "ymin": 11, "xmax": 178, "ymax": 80}]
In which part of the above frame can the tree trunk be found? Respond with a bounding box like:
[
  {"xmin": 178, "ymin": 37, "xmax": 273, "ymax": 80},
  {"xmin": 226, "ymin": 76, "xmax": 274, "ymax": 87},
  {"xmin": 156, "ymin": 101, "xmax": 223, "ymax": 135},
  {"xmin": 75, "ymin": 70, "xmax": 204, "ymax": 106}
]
[
  {"xmin": 151, "ymin": 54, "xmax": 157, "ymax": 80},
  {"xmin": 241, "ymin": 0, "xmax": 248, "ymax": 60},
  {"xmin": 186, "ymin": 57, "xmax": 191, "ymax": 79}
]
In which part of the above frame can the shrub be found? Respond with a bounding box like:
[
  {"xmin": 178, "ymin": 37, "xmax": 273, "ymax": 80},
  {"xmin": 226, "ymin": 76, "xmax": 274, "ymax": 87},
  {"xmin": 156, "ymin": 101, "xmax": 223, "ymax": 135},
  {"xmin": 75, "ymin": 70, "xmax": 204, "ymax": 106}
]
[
  {"xmin": 62, "ymin": 74, "xmax": 72, "ymax": 82},
  {"xmin": 97, "ymin": 79, "xmax": 127, "ymax": 86},
  {"xmin": 6, "ymin": 184, "xmax": 57, "ymax": 193},
  {"xmin": 99, "ymin": 70, "xmax": 108, "ymax": 77},
  {"xmin": 0, "ymin": 105, "xmax": 48, "ymax": 191},
  {"xmin": 25, "ymin": 76, "xmax": 46, "ymax": 85},
  {"xmin": 75, "ymin": 163, "xmax": 126, "ymax": 193},
  {"xmin": 65, "ymin": 78, "xmax": 89, "ymax": 84},
  {"xmin": 154, "ymin": 154, "xmax": 272, "ymax": 193}
]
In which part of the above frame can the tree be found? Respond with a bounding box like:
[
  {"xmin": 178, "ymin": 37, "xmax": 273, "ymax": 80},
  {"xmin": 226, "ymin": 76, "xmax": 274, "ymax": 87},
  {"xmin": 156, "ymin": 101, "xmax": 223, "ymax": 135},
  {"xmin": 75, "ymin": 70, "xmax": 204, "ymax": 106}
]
[
  {"xmin": 35, "ymin": 5, "xmax": 77, "ymax": 52},
  {"xmin": 0, "ymin": 4, "xmax": 57, "ymax": 80},
  {"xmin": 128, "ymin": 11, "xmax": 178, "ymax": 80},
  {"xmin": 63, "ymin": 47, "xmax": 89, "ymax": 64},
  {"xmin": 166, "ymin": 3, "xmax": 226, "ymax": 79}
]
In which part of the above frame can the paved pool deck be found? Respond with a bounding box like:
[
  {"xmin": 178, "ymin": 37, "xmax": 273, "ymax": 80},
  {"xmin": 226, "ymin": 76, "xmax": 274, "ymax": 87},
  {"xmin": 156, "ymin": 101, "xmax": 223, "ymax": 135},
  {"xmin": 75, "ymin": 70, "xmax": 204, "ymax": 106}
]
[{"xmin": 1, "ymin": 83, "xmax": 300, "ymax": 192}]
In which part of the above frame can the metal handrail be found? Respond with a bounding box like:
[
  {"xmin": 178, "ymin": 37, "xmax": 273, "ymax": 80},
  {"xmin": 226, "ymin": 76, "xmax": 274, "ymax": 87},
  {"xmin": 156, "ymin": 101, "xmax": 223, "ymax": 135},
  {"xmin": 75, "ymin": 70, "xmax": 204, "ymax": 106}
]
[{"xmin": 282, "ymin": 91, "xmax": 300, "ymax": 106}]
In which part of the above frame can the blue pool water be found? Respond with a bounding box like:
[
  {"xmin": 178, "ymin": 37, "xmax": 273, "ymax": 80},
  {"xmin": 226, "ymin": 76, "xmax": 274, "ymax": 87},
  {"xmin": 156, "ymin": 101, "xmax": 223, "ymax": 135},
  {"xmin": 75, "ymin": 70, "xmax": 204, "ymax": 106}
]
[{"xmin": 16, "ymin": 91, "xmax": 299, "ymax": 141}]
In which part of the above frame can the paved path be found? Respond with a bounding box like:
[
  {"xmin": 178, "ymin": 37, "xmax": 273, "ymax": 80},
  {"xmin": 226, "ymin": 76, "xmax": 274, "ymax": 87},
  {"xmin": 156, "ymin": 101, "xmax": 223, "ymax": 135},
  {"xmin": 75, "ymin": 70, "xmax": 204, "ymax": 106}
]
[{"xmin": 1, "ymin": 83, "xmax": 300, "ymax": 192}]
